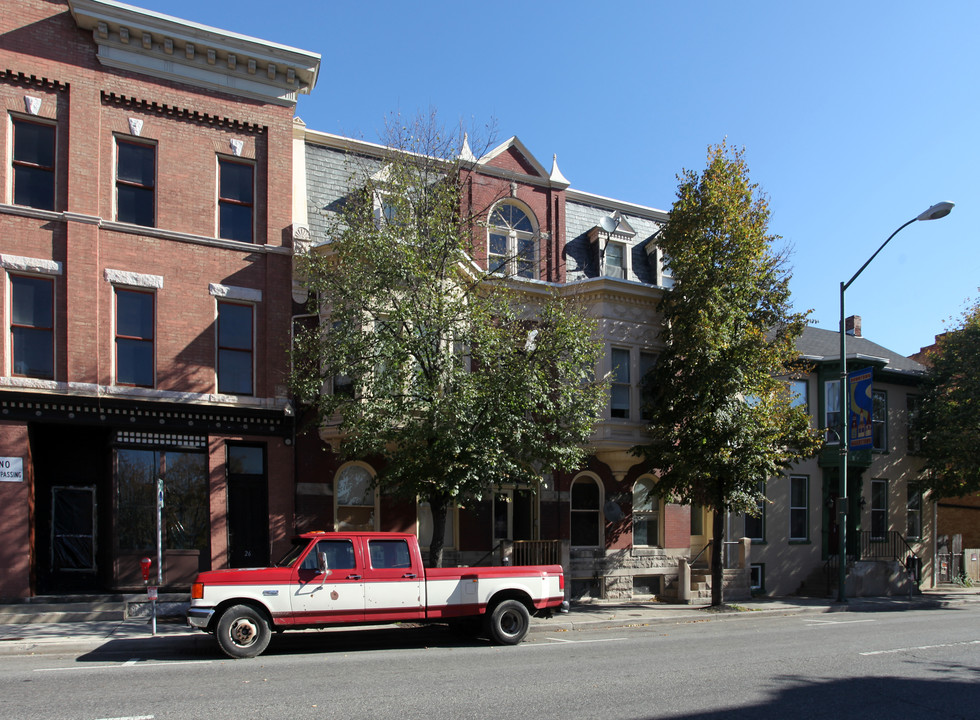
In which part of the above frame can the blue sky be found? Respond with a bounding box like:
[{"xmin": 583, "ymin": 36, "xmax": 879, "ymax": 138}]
[{"xmin": 137, "ymin": 0, "xmax": 978, "ymax": 356}]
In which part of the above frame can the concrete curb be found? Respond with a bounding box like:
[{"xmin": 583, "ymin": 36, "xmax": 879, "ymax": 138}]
[{"xmin": 1, "ymin": 592, "xmax": 975, "ymax": 657}]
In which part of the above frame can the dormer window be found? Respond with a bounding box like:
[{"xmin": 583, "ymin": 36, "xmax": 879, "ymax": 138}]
[
  {"xmin": 589, "ymin": 210, "xmax": 635, "ymax": 280},
  {"xmin": 604, "ymin": 241, "xmax": 625, "ymax": 278},
  {"xmin": 488, "ymin": 202, "xmax": 537, "ymax": 279}
]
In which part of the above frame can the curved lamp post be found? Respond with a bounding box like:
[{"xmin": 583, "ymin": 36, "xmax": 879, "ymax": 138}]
[{"xmin": 837, "ymin": 201, "xmax": 954, "ymax": 602}]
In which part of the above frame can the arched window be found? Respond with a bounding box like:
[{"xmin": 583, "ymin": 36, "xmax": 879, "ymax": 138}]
[
  {"xmin": 570, "ymin": 474, "xmax": 603, "ymax": 547},
  {"xmin": 633, "ymin": 477, "xmax": 660, "ymax": 547},
  {"xmin": 488, "ymin": 202, "xmax": 537, "ymax": 279},
  {"xmin": 334, "ymin": 463, "xmax": 378, "ymax": 531}
]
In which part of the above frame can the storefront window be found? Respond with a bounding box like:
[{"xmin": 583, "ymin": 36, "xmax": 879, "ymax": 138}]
[{"xmin": 115, "ymin": 448, "xmax": 208, "ymax": 552}]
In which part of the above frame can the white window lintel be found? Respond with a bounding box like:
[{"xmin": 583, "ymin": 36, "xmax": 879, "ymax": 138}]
[
  {"xmin": 104, "ymin": 268, "xmax": 163, "ymax": 289},
  {"xmin": 209, "ymin": 282, "xmax": 262, "ymax": 302},
  {"xmin": 0, "ymin": 254, "xmax": 63, "ymax": 276}
]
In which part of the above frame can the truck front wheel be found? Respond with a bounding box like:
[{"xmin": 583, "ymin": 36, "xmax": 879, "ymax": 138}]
[
  {"xmin": 215, "ymin": 604, "xmax": 271, "ymax": 659},
  {"xmin": 486, "ymin": 600, "xmax": 530, "ymax": 645}
]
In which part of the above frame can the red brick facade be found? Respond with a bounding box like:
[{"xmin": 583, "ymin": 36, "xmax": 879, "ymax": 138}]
[{"xmin": 0, "ymin": 0, "xmax": 318, "ymax": 597}]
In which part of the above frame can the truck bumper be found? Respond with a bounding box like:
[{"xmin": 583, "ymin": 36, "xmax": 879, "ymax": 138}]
[{"xmin": 186, "ymin": 607, "xmax": 215, "ymax": 630}]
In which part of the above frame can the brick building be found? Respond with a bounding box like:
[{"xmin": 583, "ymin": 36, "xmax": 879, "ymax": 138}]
[
  {"xmin": 296, "ymin": 129, "xmax": 939, "ymax": 601},
  {"xmin": 295, "ymin": 129, "xmax": 711, "ymax": 600},
  {"xmin": 0, "ymin": 0, "xmax": 319, "ymax": 597}
]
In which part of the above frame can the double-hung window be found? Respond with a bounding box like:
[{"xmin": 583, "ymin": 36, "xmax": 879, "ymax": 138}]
[
  {"xmin": 788, "ymin": 379, "xmax": 808, "ymax": 411},
  {"xmin": 218, "ymin": 158, "xmax": 254, "ymax": 242},
  {"xmin": 906, "ymin": 483, "xmax": 922, "ymax": 540},
  {"xmin": 115, "ymin": 288, "xmax": 154, "ymax": 387},
  {"xmin": 632, "ymin": 478, "xmax": 659, "ymax": 547},
  {"xmin": 116, "ymin": 139, "xmax": 155, "ymax": 227},
  {"xmin": 906, "ymin": 396, "xmax": 922, "ymax": 454},
  {"xmin": 217, "ymin": 301, "xmax": 254, "ymax": 395},
  {"xmin": 824, "ymin": 380, "xmax": 841, "ymax": 443},
  {"xmin": 872, "ymin": 390, "xmax": 887, "ymax": 451},
  {"xmin": 12, "ymin": 117, "xmax": 55, "ymax": 210},
  {"xmin": 603, "ymin": 241, "xmax": 626, "ymax": 278},
  {"xmin": 335, "ymin": 464, "xmax": 377, "ymax": 531},
  {"xmin": 10, "ymin": 274, "xmax": 54, "ymax": 378},
  {"xmin": 744, "ymin": 481, "xmax": 766, "ymax": 542},
  {"xmin": 639, "ymin": 351, "xmax": 658, "ymax": 421},
  {"xmin": 789, "ymin": 475, "xmax": 808, "ymax": 542},
  {"xmin": 610, "ymin": 347, "xmax": 630, "ymax": 419},
  {"xmin": 570, "ymin": 476, "xmax": 602, "ymax": 547},
  {"xmin": 871, "ymin": 479, "xmax": 888, "ymax": 541}
]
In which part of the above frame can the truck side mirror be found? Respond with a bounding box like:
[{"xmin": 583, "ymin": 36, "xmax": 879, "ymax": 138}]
[{"xmin": 317, "ymin": 551, "xmax": 330, "ymax": 574}]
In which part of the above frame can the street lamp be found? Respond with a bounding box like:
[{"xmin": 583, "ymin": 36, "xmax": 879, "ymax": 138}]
[{"xmin": 837, "ymin": 201, "xmax": 954, "ymax": 602}]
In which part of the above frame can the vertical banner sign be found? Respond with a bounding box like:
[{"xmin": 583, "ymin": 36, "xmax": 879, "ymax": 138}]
[{"xmin": 848, "ymin": 367, "xmax": 874, "ymax": 450}]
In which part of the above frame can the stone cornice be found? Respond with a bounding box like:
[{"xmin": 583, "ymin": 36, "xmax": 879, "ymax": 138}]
[{"xmin": 68, "ymin": 0, "xmax": 320, "ymax": 105}]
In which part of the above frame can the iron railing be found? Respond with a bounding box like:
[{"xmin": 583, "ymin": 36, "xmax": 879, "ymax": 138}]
[
  {"xmin": 859, "ymin": 530, "xmax": 918, "ymax": 563},
  {"xmin": 824, "ymin": 531, "xmax": 920, "ymax": 593},
  {"xmin": 512, "ymin": 540, "xmax": 562, "ymax": 566}
]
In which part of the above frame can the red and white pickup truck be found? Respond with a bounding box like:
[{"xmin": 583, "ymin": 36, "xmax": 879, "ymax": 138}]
[{"xmin": 187, "ymin": 531, "xmax": 565, "ymax": 658}]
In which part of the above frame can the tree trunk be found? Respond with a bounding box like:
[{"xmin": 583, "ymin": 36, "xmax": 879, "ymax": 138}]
[
  {"xmin": 427, "ymin": 493, "xmax": 450, "ymax": 568},
  {"xmin": 711, "ymin": 509, "xmax": 724, "ymax": 607}
]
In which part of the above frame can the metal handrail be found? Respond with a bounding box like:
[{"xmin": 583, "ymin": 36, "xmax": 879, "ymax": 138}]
[
  {"xmin": 858, "ymin": 531, "xmax": 918, "ymax": 563},
  {"xmin": 472, "ymin": 542, "xmax": 504, "ymax": 567},
  {"xmin": 824, "ymin": 531, "xmax": 920, "ymax": 594},
  {"xmin": 689, "ymin": 540, "xmax": 712, "ymax": 567}
]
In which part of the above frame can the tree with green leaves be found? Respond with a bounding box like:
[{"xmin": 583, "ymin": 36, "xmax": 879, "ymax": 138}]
[
  {"xmin": 634, "ymin": 142, "xmax": 822, "ymax": 606},
  {"xmin": 918, "ymin": 297, "xmax": 980, "ymax": 498},
  {"xmin": 291, "ymin": 114, "xmax": 608, "ymax": 567}
]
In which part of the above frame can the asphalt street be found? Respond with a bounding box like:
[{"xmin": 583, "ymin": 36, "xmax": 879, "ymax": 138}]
[{"xmin": 0, "ymin": 594, "xmax": 978, "ymax": 720}]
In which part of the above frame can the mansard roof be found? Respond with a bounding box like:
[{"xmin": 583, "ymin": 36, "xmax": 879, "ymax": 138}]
[{"xmin": 68, "ymin": 0, "xmax": 320, "ymax": 104}]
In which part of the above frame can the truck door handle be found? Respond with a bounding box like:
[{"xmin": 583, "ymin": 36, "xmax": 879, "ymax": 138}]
[
  {"xmin": 402, "ymin": 573, "xmax": 417, "ymax": 579},
  {"xmin": 346, "ymin": 574, "xmax": 362, "ymax": 580}
]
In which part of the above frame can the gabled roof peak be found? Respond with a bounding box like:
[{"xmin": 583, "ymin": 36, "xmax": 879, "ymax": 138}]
[{"xmin": 475, "ymin": 136, "xmax": 569, "ymax": 189}]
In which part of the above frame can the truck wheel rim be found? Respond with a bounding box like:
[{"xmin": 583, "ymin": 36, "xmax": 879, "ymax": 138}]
[
  {"xmin": 500, "ymin": 609, "xmax": 521, "ymax": 635},
  {"xmin": 230, "ymin": 617, "xmax": 258, "ymax": 647}
]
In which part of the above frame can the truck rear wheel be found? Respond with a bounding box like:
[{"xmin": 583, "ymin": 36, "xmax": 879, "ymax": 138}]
[
  {"xmin": 215, "ymin": 604, "xmax": 271, "ymax": 659},
  {"xmin": 486, "ymin": 599, "xmax": 530, "ymax": 645}
]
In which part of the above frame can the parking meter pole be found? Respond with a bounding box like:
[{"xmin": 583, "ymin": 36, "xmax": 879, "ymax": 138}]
[
  {"xmin": 154, "ymin": 478, "xmax": 164, "ymax": 636},
  {"xmin": 141, "ymin": 556, "xmax": 155, "ymax": 636}
]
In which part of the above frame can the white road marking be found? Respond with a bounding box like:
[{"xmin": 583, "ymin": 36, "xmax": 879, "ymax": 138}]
[
  {"xmin": 804, "ymin": 618, "xmax": 877, "ymax": 626},
  {"xmin": 860, "ymin": 639, "xmax": 980, "ymax": 656},
  {"xmin": 538, "ymin": 637, "xmax": 628, "ymax": 645},
  {"xmin": 34, "ymin": 660, "xmax": 213, "ymax": 673},
  {"xmin": 122, "ymin": 658, "xmax": 139, "ymax": 666},
  {"xmin": 93, "ymin": 716, "xmax": 154, "ymax": 720}
]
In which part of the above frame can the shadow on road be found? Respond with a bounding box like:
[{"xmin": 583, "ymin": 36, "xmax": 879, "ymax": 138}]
[
  {"xmin": 75, "ymin": 624, "xmax": 487, "ymax": 663},
  {"xmin": 654, "ymin": 675, "xmax": 980, "ymax": 720}
]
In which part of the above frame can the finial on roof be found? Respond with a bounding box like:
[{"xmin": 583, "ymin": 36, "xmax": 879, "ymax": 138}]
[
  {"xmin": 459, "ymin": 133, "xmax": 477, "ymax": 162},
  {"xmin": 550, "ymin": 154, "xmax": 570, "ymax": 188}
]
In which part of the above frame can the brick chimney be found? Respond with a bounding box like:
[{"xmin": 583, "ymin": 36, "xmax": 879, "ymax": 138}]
[{"xmin": 845, "ymin": 315, "xmax": 862, "ymax": 338}]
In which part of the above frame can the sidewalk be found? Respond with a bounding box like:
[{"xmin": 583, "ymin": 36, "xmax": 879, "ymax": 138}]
[{"xmin": 1, "ymin": 587, "xmax": 976, "ymax": 657}]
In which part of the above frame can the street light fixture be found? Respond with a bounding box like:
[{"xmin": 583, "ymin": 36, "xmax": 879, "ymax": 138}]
[{"xmin": 836, "ymin": 201, "xmax": 954, "ymax": 602}]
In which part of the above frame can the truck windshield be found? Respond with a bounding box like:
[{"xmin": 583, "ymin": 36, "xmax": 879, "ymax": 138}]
[{"xmin": 274, "ymin": 539, "xmax": 309, "ymax": 568}]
